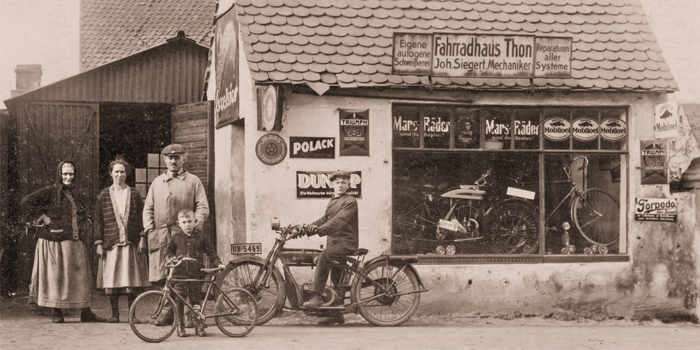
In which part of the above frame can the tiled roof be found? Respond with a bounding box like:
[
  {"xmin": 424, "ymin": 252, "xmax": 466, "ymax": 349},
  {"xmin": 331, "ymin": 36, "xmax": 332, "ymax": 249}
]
[
  {"xmin": 237, "ymin": 0, "xmax": 677, "ymax": 92},
  {"xmin": 81, "ymin": 0, "xmax": 216, "ymax": 71}
]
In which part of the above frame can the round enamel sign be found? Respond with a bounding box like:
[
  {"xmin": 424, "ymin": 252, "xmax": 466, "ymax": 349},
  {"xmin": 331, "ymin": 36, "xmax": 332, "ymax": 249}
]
[
  {"xmin": 256, "ymin": 133, "xmax": 287, "ymax": 165},
  {"xmin": 572, "ymin": 118, "xmax": 599, "ymax": 142}
]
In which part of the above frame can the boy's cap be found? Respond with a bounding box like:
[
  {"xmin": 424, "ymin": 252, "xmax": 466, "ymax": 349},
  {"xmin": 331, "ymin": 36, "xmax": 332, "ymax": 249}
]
[
  {"xmin": 329, "ymin": 171, "xmax": 351, "ymax": 181},
  {"xmin": 162, "ymin": 143, "xmax": 186, "ymax": 156}
]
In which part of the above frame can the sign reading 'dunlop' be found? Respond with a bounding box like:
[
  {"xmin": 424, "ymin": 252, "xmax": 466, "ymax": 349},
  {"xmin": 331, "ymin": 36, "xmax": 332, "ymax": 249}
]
[
  {"xmin": 296, "ymin": 171, "xmax": 362, "ymax": 198},
  {"xmin": 392, "ymin": 32, "xmax": 572, "ymax": 78}
]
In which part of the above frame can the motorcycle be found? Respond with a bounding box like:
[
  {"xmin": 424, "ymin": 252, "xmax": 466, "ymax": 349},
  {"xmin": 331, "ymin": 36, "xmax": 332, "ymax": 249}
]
[{"xmin": 216, "ymin": 218, "xmax": 429, "ymax": 326}]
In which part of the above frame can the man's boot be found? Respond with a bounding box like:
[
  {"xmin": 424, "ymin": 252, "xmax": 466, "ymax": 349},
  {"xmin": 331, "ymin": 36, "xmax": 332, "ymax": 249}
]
[
  {"xmin": 303, "ymin": 294, "xmax": 323, "ymax": 308},
  {"xmin": 194, "ymin": 317, "xmax": 207, "ymax": 337}
]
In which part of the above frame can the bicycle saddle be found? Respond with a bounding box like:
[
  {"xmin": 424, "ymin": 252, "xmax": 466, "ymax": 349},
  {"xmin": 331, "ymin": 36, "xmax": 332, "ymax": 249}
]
[
  {"xmin": 353, "ymin": 248, "xmax": 368, "ymax": 256},
  {"xmin": 441, "ymin": 188, "xmax": 485, "ymax": 200}
]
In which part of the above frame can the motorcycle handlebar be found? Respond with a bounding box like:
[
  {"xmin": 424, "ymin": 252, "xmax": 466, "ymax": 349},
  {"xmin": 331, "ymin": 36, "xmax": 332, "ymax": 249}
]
[{"xmin": 474, "ymin": 168, "xmax": 492, "ymax": 187}]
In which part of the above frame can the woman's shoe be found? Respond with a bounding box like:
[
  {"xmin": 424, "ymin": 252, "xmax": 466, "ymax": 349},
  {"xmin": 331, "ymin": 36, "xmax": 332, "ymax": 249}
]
[
  {"xmin": 52, "ymin": 308, "xmax": 64, "ymax": 323},
  {"xmin": 106, "ymin": 316, "xmax": 119, "ymax": 323}
]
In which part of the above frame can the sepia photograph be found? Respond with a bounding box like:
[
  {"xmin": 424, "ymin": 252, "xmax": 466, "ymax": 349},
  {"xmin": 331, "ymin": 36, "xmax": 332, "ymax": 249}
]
[{"xmin": 1, "ymin": 0, "xmax": 699, "ymax": 349}]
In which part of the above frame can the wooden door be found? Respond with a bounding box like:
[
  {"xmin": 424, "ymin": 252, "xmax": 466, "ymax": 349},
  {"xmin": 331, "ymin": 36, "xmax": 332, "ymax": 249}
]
[{"xmin": 16, "ymin": 102, "xmax": 100, "ymax": 287}]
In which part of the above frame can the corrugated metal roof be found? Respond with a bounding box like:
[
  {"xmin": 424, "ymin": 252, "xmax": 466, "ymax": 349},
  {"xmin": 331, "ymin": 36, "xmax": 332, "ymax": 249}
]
[
  {"xmin": 236, "ymin": 0, "xmax": 677, "ymax": 92},
  {"xmin": 5, "ymin": 35, "xmax": 209, "ymax": 108},
  {"xmin": 80, "ymin": 0, "xmax": 216, "ymax": 71}
]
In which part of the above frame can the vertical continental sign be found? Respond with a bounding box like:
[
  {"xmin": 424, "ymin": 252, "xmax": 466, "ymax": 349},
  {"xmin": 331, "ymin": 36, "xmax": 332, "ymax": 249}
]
[{"xmin": 392, "ymin": 33, "xmax": 572, "ymax": 78}]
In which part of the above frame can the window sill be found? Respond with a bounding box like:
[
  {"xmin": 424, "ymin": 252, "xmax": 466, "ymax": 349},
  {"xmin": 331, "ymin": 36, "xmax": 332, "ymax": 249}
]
[{"xmin": 414, "ymin": 254, "xmax": 629, "ymax": 265}]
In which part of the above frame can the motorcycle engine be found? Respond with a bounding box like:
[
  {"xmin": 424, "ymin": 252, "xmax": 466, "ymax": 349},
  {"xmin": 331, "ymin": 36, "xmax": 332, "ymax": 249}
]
[{"xmin": 320, "ymin": 286, "xmax": 339, "ymax": 306}]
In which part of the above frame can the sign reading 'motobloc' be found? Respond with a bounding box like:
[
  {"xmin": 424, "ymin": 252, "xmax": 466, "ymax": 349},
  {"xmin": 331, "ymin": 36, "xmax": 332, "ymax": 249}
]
[{"xmin": 392, "ymin": 32, "xmax": 572, "ymax": 78}]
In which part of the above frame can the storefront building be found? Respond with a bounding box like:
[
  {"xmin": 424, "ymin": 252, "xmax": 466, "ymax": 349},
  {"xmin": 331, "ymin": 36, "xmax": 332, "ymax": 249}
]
[{"xmin": 210, "ymin": 0, "xmax": 699, "ymax": 320}]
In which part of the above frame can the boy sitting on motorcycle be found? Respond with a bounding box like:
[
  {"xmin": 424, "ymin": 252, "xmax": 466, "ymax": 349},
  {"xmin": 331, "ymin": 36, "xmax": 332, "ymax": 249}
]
[{"xmin": 303, "ymin": 171, "xmax": 359, "ymax": 326}]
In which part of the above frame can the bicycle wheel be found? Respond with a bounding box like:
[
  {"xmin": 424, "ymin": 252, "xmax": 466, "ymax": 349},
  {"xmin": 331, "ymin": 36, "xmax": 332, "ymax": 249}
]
[
  {"xmin": 572, "ymin": 188, "xmax": 620, "ymax": 246},
  {"xmin": 215, "ymin": 287, "xmax": 258, "ymax": 337},
  {"xmin": 483, "ymin": 200, "xmax": 539, "ymax": 254},
  {"xmin": 393, "ymin": 191, "xmax": 434, "ymax": 239},
  {"xmin": 351, "ymin": 260, "xmax": 421, "ymax": 326},
  {"xmin": 129, "ymin": 291, "xmax": 177, "ymax": 343},
  {"xmin": 216, "ymin": 261, "xmax": 284, "ymax": 325}
]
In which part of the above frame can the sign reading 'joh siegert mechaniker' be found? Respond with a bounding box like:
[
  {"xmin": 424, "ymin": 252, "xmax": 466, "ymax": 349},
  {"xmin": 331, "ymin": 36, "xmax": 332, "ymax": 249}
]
[{"xmin": 392, "ymin": 33, "xmax": 572, "ymax": 78}]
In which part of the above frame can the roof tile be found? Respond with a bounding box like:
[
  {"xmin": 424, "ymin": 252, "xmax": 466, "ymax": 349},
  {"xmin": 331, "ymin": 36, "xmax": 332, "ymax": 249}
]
[{"xmin": 235, "ymin": 0, "xmax": 676, "ymax": 92}]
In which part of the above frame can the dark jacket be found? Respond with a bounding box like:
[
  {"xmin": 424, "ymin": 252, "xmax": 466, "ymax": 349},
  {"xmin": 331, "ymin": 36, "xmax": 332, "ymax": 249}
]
[
  {"xmin": 20, "ymin": 161, "xmax": 88, "ymax": 242},
  {"xmin": 312, "ymin": 193, "xmax": 359, "ymax": 251},
  {"xmin": 166, "ymin": 226, "xmax": 222, "ymax": 278},
  {"xmin": 93, "ymin": 186, "xmax": 145, "ymax": 250}
]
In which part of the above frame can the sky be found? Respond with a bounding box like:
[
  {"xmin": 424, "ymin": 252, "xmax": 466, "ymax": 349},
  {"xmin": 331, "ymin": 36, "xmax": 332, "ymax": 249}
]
[{"xmin": 0, "ymin": 0, "xmax": 698, "ymax": 109}]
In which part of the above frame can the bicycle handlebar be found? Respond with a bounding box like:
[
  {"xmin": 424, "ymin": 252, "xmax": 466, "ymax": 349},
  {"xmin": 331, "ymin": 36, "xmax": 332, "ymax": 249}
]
[{"xmin": 165, "ymin": 256, "xmax": 197, "ymax": 268}]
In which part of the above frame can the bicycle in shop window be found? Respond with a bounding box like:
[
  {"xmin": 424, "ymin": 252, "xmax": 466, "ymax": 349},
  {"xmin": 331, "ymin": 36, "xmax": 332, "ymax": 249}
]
[
  {"xmin": 392, "ymin": 168, "xmax": 540, "ymax": 255},
  {"xmin": 545, "ymin": 156, "xmax": 620, "ymax": 255}
]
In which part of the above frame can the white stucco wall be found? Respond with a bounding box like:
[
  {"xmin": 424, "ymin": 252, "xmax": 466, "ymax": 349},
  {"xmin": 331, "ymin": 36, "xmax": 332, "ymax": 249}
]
[{"xmin": 213, "ymin": 45, "xmax": 698, "ymax": 318}]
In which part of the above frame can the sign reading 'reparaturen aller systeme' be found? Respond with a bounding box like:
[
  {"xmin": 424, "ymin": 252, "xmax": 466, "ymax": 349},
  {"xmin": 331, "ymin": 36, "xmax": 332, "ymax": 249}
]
[{"xmin": 392, "ymin": 33, "xmax": 572, "ymax": 78}]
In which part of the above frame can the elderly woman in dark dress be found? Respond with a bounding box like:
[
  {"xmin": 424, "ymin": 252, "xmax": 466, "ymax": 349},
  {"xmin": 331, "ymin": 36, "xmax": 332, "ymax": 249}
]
[
  {"xmin": 94, "ymin": 157, "xmax": 150, "ymax": 323},
  {"xmin": 21, "ymin": 160, "xmax": 106, "ymax": 323}
]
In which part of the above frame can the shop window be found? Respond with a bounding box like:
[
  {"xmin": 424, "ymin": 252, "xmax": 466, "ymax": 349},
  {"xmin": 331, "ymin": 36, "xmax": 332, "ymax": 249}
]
[{"xmin": 392, "ymin": 105, "xmax": 628, "ymax": 260}]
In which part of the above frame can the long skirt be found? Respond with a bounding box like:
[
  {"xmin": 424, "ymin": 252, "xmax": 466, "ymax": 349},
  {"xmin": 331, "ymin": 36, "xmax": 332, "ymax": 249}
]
[
  {"xmin": 28, "ymin": 239, "xmax": 92, "ymax": 308},
  {"xmin": 97, "ymin": 244, "xmax": 150, "ymax": 294}
]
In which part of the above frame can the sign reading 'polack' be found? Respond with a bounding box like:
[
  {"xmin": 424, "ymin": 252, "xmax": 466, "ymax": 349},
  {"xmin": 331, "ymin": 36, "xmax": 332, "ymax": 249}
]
[{"xmin": 289, "ymin": 137, "xmax": 335, "ymax": 158}]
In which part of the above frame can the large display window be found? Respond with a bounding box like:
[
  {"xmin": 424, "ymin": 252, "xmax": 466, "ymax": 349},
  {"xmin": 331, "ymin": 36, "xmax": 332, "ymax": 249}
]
[{"xmin": 392, "ymin": 104, "xmax": 628, "ymax": 258}]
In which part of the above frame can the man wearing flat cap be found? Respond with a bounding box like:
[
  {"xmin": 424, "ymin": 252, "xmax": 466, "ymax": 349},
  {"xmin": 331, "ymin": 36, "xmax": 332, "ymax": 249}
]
[
  {"xmin": 302, "ymin": 171, "xmax": 359, "ymax": 326},
  {"xmin": 142, "ymin": 143, "xmax": 209, "ymax": 284}
]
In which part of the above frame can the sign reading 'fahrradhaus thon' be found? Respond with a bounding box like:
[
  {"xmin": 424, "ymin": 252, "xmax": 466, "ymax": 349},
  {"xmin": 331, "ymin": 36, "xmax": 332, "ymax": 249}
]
[{"xmin": 392, "ymin": 33, "xmax": 571, "ymax": 78}]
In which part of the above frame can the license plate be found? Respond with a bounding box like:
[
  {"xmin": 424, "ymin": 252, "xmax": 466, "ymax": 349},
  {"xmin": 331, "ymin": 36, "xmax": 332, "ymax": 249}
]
[{"xmin": 231, "ymin": 243, "xmax": 262, "ymax": 255}]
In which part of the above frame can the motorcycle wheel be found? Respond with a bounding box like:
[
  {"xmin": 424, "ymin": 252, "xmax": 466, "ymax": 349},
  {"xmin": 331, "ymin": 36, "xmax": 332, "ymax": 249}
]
[
  {"xmin": 483, "ymin": 200, "xmax": 539, "ymax": 254},
  {"xmin": 216, "ymin": 261, "xmax": 285, "ymax": 325},
  {"xmin": 351, "ymin": 260, "xmax": 421, "ymax": 326}
]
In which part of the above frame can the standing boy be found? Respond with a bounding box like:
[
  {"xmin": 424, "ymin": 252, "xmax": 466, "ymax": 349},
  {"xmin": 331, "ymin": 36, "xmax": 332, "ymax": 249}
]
[
  {"xmin": 166, "ymin": 209, "xmax": 224, "ymax": 337},
  {"xmin": 303, "ymin": 171, "xmax": 359, "ymax": 326}
]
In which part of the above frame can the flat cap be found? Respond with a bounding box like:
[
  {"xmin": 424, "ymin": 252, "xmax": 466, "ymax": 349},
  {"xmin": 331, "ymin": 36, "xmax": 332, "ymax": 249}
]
[
  {"xmin": 161, "ymin": 143, "xmax": 186, "ymax": 156},
  {"xmin": 329, "ymin": 171, "xmax": 351, "ymax": 181}
]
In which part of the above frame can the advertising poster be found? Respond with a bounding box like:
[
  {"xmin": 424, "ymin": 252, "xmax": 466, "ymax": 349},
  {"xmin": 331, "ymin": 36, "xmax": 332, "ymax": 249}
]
[
  {"xmin": 289, "ymin": 137, "xmax": 335, "ymax": 158},
  {"xmin": 654, "ymin": 101, "xmax": 679, "ymax": 139},
  {"xmin": 214, "ymin": 6, "xmax": 239, "ymax": 128},
  {"xmin": 640, "ymin": 140, "xmax": 667, "ymax": 185},
  {"xmin": 339, "ymin": 109, "xmax": 370, "ymax": 157},
  {"xmin": 635, "ymin": 198, "xmax": 677, "ymax": 222},
  {"xmin": 296, "ymin": 171, "xmax": 362, "ymax": 198}
]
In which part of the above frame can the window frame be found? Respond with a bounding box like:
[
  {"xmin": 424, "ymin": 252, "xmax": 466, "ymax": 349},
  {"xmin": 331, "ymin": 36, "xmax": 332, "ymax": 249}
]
[{"xmin": 391, "ymin": 103, "xmax": 630, "ymax": 263}]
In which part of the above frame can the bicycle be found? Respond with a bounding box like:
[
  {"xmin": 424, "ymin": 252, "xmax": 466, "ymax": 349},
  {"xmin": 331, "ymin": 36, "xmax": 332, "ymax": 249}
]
[
  {"xmin": 393, "ymin": 169, "xmax": 539, "ymax": 255},
  {"xmin": 129, "ymin": 256, "xmax": 258, "ymax": 342},
  {"xmin": 545, "ymin": 156, "xmax": 620, "ymax": 254}
]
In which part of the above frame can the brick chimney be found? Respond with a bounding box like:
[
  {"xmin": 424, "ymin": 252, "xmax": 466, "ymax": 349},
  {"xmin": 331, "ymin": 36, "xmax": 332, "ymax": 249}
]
[{"xmin": 11, "ymin": 65, "xmax": 42, "ymax": 98}]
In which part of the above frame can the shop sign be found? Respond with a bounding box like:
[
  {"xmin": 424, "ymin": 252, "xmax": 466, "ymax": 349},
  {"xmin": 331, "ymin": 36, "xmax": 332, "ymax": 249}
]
[
  {"xmin": 640, "ymin": 140, "xmax": 667, "ymax": 185},
  {"xmin": 432, "ymin": 33, "xmax": 534, "ymax": 78},
  {"xmin": 214, "ymin": 6, "xmax": 240, "ymax": 128},
  {"xmin": 485, "ymin": 117, "xmax": 510, "ymax": 141},
  {"xmin": 533, "ymin": 37, "xmax": 572, "ymax": 77},
  {"xmin": 289, "ymin": 137, "xmax": 335, "ymax": 159},
  {"xmin": 296, "ymin": 171, "xmax": 362, "ymax": 198},
  {"xmin": 543, "ymin": 117, "xmax": 570, "ymax": 141},
  {"xmin": 635, "ymin": 198, "xmax": 677, "ymax": 222},
  {"xmin": 654, "ymin": 102, "xmax": 679, "ymax": 139},
  {"xmin": 392, "ymin": 33, "xmax": 433, "ymax": 75},
  {"xmin": 571, "ymin": 118, "xmax": 599, "ymax": 142},
  {"xmin": 391, "ymin": 33, "xmax": 572, "ymax": 78},
  {"xmin": 600, "ymin": 118, "xmax": 627, "ymax": 142},
  {"xmin": 255, "ymin": 133, "xmax": 287, "ymax": 165},
  {"xmin": 514, "ymin": 119, "xmax": 539, "ymax": 141},
  {"xmin": 339, "ymin": 109, "xmax": 370, "ymax": 157}
]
